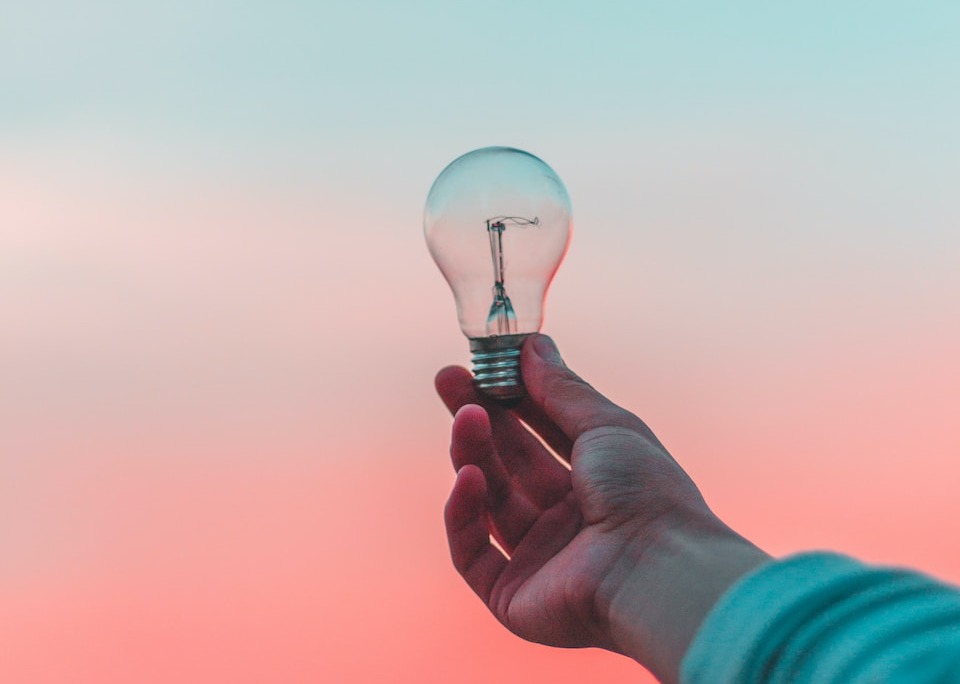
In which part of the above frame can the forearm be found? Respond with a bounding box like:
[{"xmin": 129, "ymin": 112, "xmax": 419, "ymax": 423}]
[{"xmin": 605, "ymin": 514, "xmax": 771, "ymax": 683}]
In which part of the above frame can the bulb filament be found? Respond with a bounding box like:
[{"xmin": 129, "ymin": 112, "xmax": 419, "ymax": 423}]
[{"xmin": 485, "ymin": 216, "xmax": 539, "ymax": 336}]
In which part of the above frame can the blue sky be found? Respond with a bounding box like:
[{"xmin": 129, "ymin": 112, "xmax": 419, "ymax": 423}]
[{"xmin": 5, "ymin": 2, "xmax": 958, "ymax": 149}]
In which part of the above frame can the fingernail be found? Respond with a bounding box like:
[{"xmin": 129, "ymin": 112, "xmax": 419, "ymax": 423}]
[{"xmin": 532, "ymin": 335, "xmax": 563, "ymax": 365}]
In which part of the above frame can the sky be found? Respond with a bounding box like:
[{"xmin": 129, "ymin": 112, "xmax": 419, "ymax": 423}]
[{"xmin": 2, "ymin": 2, "xmax": 960, "ymax": 682}]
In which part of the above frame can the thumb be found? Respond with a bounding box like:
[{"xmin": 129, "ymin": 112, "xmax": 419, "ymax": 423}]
[{"xmin": 522, "ymin": 335, "xmax": 644, "ymax": 441}]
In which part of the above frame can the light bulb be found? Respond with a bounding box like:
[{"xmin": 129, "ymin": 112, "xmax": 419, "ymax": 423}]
[{"xmin": 424, "ymin": 146, "xmax": 572, "ymax": 402}]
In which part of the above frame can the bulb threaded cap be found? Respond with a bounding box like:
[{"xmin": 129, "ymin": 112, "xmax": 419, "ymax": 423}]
[{"xmin": 469, "ymin": 334, "xmax": 530, "ymax": 404}]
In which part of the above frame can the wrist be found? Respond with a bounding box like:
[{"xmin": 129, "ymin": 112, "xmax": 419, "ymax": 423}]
[{"xmin": 603, "ymin": 512, "xmax": 770, "ymax": 683}]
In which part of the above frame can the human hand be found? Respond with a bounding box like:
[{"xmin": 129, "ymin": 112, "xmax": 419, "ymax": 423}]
[{"xmin": 436, "ymin": 335, "xmax": 768, "ymax": 682}]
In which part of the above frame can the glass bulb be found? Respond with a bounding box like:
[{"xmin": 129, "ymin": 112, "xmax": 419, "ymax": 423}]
[{"xmin": 424, "ymin": 146, "xmax": 572, "ymax": 402}]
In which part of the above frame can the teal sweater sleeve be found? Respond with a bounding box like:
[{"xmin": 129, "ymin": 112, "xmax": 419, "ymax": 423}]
[{"xmin": 680, "ymin": 552, "xmax": 960, "ymax": 683}]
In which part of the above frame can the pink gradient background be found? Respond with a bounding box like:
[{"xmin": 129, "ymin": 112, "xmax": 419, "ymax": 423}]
[{"xmin": 3, "ymin": 3, "xmax": 960, "ymax": 682}]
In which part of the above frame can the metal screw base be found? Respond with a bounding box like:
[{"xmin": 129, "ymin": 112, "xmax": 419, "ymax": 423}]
[{"xmin": 469, "ymin": 333, "xmax": 530, "ymax": 404}]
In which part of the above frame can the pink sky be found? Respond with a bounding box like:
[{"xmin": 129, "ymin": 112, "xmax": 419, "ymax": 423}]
[{"xmin": 4, "ymin": 132, "xmax": 959, "ymax": 681}]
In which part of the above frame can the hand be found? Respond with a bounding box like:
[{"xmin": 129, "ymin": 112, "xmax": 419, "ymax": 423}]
[{"xmin": 436, "ymin": 335, "xmax": 769, "ymax": 682}]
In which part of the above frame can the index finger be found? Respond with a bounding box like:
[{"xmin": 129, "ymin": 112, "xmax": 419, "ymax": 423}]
[{"xmin": 435, "ymin": 365, "xmax": 572, "ymax": 510}]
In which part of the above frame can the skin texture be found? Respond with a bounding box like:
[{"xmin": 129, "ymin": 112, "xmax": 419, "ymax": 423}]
[{"xmin": 437, "ymin": 335, "xmax": 770, "ymax": 683}]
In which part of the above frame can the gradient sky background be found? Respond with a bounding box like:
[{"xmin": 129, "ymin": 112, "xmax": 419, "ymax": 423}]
[{"xmin": 3, "ymin": 2, "xmax": 960, "ymax": 682}]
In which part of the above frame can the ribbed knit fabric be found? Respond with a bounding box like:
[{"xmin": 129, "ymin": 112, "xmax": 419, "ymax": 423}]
[{"xmin": 681, "ymin": 552, "xmax": 960, "ymax": 683}]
